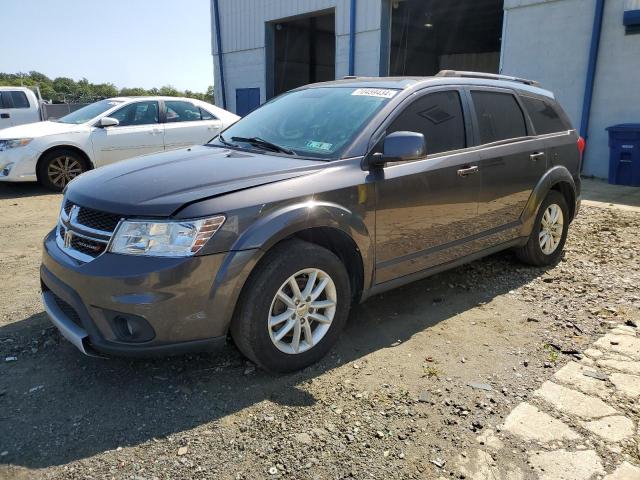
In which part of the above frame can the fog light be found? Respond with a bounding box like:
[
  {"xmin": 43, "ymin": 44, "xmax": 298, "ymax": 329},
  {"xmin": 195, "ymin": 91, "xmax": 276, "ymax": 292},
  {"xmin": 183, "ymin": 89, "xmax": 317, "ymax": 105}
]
[
  {"xmin": 2, "ymin": 162, "xmax": 14, "ymax": 177},
  {"xmin": 111, "ymin": 314, "xmax": 155, "ymax": 342}
]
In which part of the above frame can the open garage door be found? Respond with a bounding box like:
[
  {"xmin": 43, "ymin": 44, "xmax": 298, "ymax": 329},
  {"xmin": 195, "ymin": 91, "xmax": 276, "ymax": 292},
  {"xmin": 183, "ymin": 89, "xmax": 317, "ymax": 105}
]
[
  {"xmin": 270, "ymin": 11, "xmax": 336, "ymax": 98},
  {"xmin": 389, "ymin": 0, "xmax": 504, "ymax": 76}
]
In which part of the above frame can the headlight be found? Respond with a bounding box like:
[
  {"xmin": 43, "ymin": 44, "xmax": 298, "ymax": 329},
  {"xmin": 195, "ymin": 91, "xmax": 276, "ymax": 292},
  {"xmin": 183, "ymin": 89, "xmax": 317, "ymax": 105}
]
[
  {"xmin": 109, "ymin": 216, "xmax": 225, "ymax": 257},
  {"xmin": 0, "ymin": 138, "xmax": 33, "ymax": 151}
]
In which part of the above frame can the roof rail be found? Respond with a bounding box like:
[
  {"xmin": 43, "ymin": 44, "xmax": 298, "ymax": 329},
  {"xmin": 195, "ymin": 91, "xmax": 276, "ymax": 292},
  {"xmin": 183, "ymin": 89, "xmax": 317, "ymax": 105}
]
[{"xmin": 436, "ymin": 70, "xmax": 541, "ymax": 87}]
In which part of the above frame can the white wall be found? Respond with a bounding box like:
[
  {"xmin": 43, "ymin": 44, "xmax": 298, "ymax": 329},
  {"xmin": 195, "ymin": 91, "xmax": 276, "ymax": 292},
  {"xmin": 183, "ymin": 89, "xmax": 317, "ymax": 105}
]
[
  {"xmin": 584, "ymin": 0, "xmax": 640, "ymax": 178},
  {"xmin": 502, "ymin": 0, "xmax": 640, "ymax": 178},
  {"xmin": 211, "ymin": 0, "xmax": 384, "ymax": 114}
]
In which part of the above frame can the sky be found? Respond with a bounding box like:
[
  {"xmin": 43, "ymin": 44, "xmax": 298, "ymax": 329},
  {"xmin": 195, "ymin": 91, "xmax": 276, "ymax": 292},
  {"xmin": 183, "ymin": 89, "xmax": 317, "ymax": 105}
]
[{"xmin": 1, "ymin": 0, "xmax": 213, "ymax": 92}]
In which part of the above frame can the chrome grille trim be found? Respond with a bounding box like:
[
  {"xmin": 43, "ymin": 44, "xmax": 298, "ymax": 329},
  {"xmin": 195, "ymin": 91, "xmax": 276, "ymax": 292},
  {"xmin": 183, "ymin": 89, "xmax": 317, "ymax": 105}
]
[{"xmin": 56, "ymin": 200, "xmax": 123, "ymax": 263}]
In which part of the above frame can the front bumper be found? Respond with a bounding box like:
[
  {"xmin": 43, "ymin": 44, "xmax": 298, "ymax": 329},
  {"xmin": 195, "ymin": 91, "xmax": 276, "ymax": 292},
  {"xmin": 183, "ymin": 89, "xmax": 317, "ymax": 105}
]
[
  {"xmin": 41, "ymin": 229, "xmax": 258, "ymax": 357},
  {"xmin": 0, "ymin": 146, "xmax": 39, "ymax": 182}
]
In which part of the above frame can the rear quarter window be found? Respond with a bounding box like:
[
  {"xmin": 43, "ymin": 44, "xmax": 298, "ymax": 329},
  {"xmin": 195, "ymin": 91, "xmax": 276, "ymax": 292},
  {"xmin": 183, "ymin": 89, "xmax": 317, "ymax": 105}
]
[
  {"xmin": 521, "ymin": 96, "xmax": 569, "ymax": 135},
  {"xmin": 471, "ymin": 90, "xmax": 527, "ymax": 144}
]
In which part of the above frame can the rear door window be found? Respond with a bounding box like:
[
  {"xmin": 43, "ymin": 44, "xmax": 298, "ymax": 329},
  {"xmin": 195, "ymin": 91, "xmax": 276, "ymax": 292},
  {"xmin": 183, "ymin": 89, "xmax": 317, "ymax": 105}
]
[
  {"xmin": 387, "ymin": 90, "xmax": 466, "ymax": 155},
  {"xmin": 10, "ymin": 91, "xmax": 30, "ymax": 108},
  {"xmin": 521, "ymin": 96, "xmax": 568, "ymax": 135},
  {"xmin": 471, "ymin": 91, "xmax": 527, "ymax": 144}
]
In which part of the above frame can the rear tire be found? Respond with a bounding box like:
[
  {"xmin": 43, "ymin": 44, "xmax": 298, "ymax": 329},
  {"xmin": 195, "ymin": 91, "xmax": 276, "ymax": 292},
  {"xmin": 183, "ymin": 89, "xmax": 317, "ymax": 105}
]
[
  {"xmin": 516, "ymin": 190, "xmax": 569, "ymax": 266},
  {"xmin": 231, "ymin": 239, "xmax": 351, "ymax": 373},
  {"xmin": 37, "ymin": 149, "xmax": 88, "ymax": 191}
]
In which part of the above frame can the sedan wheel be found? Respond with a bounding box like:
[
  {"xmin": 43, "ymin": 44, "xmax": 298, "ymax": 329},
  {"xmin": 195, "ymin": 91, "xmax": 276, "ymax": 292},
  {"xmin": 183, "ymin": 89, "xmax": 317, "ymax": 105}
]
[
  {"xmin": 47, "ymin": 155, "xmax": 84, "ymax": 189},
  {"xmin": 268, "ymin": 268, "xmax": 337, "ymax": 355}
]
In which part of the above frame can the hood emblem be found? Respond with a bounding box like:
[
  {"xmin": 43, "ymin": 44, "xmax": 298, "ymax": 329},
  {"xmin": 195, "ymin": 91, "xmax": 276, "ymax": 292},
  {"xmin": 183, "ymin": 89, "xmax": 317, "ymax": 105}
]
[{"xmin": 64, "ymin": 229, "xmax": 73, "ymax": 249}]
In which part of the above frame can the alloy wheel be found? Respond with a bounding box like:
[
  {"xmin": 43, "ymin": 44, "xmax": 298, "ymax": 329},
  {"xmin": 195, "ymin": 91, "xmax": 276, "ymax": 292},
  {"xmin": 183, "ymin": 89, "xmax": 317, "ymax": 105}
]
[
  {"xmin": 268, "ymin": 268, "xmax": 337, "ymax": 354},
  {"xmin": 47, "ymin": 156, "xmax": 83, "ymax": 188},
  {"xmin": 539, "ymin": 203, "xmax": 564, "ymax": 255}
]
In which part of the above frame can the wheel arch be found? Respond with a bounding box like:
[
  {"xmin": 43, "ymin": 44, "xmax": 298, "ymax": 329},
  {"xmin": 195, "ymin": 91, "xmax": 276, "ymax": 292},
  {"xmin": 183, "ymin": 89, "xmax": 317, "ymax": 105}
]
[
  {"xmin": 231, "ymin": 201, "xmax": 373, "ymax": 299},
  {"xmin": 520, "ymin": 166, "xmax": 577, "ymax": 237}
]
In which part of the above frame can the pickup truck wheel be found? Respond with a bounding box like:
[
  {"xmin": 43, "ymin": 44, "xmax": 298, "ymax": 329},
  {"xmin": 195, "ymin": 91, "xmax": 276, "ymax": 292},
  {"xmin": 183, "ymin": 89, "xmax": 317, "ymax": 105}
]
[
  {"xmin": 231, "ymin": 240, "xmax": 351, "ymax": 373},
  {"xmin": 37, "ymin": 149, "xmax": 87, "ymax": 191},
  {"xmin": 516, "ymin": 190, "xmax": 569, "ymax": 266}
]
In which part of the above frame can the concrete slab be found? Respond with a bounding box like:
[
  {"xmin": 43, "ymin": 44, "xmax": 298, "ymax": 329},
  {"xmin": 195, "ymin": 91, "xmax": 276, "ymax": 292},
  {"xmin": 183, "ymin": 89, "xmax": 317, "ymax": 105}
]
[
  {"xmin": 610, "ymin": 372, "xmax": 640, "ymax": 398},
  {"xmin": 456, "ymin": 449, "xmax": 525, "ymax": 480},
  {"xmin": 528, "ymin": 449, "xmax": 605, "ymax": 480},
  {"xmin": 553, "ymin": 362, "xmax": 612, "ymax": 399},
  {"xmin": 603, "ymin": 462, "xmax": 640, "ymax": 480},
  {"xmin": 476, "ymin": 429, "xmax": 504, "ymax": 450},
  {"xmin": 594, "ymin": 334, "xmax": 640, "ymax": 360},
  {"xmin": 581, "ymin": 178, "xmax": 640, "ymax": 213},
  {"xmin": 582, "ymin": 415, "xmax": 635, "ymax": 442},
  {"xmin": 502, "ymin": 402, "xmax": 581, "ymax": 443},
  {"xmin": 583, "ymin": 348, "xmax": 604, "ymax": 359},
  {"xmin": 597, "ymin": 358, "xmax": 640, "ymax": 375},
  {"xmin": 534, "ymin": 381, "xmax": 617, "ymax": 419}
]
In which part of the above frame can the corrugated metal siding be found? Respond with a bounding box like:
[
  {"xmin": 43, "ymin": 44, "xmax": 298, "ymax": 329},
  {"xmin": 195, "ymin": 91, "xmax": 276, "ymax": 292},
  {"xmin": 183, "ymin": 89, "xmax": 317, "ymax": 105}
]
[
  {"xmin": 213, "ymin": 0, "xmax": 382, "ymax": 53},
  {"xmin": 211, "ymin": 0, "xmax": 384, "ymax": 113}
]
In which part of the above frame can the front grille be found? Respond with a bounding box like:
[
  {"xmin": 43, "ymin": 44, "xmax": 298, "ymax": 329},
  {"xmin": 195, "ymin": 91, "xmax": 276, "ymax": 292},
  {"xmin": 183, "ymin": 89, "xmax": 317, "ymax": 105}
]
[
  {"xmin": 52, "ymin": 293, "xmax": 83, "ymax": 328},
  {"xmin": 58, "ymin": 200, "xmax": 122, "ymax": 262},
  {"xmin": 65, "ymin": 201, "xmax": 121, "ymax": 233}
]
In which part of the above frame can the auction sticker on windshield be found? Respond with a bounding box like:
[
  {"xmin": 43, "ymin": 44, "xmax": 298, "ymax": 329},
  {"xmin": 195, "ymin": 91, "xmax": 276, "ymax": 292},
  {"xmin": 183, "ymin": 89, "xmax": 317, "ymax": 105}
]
[
  {"xmin": 351, "ymin": 88, "xmax": 397, "ymax": 99},
  {"xmin": 306, "ymin": 141, "xmax": 333, "ymax": 151}
]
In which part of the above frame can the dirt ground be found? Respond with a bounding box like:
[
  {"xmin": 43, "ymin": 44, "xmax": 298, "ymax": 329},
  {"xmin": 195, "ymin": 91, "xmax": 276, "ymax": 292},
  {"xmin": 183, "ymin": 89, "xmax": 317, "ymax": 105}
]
[{"xmin": 0, "ymin": 182, "xmax": 638, "ymax": 480}]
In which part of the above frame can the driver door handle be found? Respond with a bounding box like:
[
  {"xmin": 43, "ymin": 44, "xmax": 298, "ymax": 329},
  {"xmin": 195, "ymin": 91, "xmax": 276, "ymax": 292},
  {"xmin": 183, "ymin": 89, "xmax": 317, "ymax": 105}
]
[
  {"xmin": 457, "ymin": 165, "xmax": 479, "ymax": 177},
  {"xmin": 530, "ymin": 152, "xmax": 546, "ymax": 162}
]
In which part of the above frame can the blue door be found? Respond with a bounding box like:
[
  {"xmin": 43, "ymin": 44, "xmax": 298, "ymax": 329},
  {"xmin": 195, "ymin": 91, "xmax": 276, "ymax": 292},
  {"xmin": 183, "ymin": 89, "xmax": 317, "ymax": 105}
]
[{"xmin": 236, "ymin": 88, "xmax": 260, "ymax": 116}]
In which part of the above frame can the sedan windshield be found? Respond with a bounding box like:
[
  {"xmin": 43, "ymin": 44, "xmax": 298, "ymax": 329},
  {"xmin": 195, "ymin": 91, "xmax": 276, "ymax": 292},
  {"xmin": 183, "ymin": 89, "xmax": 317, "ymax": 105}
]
[
  {"xmin": 57, "ymin": 99, "xmax": 125, "ymax": 124},
  {"xmin": 212, "ymin": 87, "xmax": 397, "ymax": 159}
]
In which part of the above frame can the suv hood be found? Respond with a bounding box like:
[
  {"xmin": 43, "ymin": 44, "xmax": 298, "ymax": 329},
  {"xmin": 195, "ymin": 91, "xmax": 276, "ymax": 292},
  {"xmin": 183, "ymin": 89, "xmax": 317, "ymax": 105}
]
[
  {"xmin": 0, "ymin": 121, "xmax": 88, "ymax": 139},
  {"xmin": 66, "ymin": 146, "xmax": 325, "ymax": 216}
]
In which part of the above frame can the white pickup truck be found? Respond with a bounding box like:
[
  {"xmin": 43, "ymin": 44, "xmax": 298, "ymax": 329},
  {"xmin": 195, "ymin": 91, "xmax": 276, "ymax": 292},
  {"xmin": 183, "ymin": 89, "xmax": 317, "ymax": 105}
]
[{"xmin": 0, "ymin": 87, "xmax": 42, "ymax": 129}]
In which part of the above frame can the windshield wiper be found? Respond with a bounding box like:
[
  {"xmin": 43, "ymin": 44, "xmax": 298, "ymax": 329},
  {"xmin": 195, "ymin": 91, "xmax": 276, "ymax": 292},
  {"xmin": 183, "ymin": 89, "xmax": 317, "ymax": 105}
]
[
  {"xmin": 231, "ymin": 136, "xmax": 295, "ymax": 155},
  {"xmin": 217, "ymin": 133, "xmax": 237, "ymax": 148}
]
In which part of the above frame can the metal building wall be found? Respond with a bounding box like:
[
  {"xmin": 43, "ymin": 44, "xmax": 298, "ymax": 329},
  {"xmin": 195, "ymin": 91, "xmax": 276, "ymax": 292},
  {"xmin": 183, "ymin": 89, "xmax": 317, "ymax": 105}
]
[
  {"xmin": 502, "ymin": 0, "xmax": 640, "ymax": 178},
  {"xmin": 211, "ymin": 0, "xmax": 384, "ymax": 114}
]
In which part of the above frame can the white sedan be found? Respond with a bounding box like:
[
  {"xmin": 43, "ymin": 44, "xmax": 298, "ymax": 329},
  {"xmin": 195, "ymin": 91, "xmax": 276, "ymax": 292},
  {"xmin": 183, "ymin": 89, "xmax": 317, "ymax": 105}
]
[{"xmin": 0, "ymin": 96, "xmax": 239, "ymax": 190}]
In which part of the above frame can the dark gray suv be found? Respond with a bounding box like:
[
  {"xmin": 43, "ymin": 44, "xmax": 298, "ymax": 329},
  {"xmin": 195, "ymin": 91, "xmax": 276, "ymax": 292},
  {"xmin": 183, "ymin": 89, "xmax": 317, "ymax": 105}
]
[{"xmin": 41, "ymin": 71, "xmax": 583, "ymax": 372}]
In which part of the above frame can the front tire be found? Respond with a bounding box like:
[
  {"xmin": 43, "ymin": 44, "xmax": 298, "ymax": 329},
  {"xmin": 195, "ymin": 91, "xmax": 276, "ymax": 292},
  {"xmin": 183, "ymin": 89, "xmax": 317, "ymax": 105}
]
[
  {"xmin": 37, "ymin": 149, "xmax": 88, "ymax": 191},
  {"xmin": 231, "ymin": 240, "xmax": 351, "ymax": 373},
  {"xmin": 516, "ymin": 190, "xmax": 569, "ymax": 266}
]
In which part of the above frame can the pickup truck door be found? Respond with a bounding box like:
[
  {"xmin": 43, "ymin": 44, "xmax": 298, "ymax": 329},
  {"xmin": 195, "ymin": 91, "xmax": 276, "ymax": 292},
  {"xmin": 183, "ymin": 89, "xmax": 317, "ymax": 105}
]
[
  {"xmin": 374, "ymin": 88, "xmax": 483, "ymax": 284},
  {"xmin": 90, "ymin": 100, "xmax": 164, "ymax": 166},
  {"xmin": 162, "ymin": 100, "xmax": 222, "ymax": 150}
]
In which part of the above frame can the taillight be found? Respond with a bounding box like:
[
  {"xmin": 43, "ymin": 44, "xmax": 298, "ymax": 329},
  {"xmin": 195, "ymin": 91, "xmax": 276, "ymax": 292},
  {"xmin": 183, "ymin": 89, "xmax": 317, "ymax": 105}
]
[{"xmin": 577, "ymin": 136, "xmax": 586, "ymax": 158}]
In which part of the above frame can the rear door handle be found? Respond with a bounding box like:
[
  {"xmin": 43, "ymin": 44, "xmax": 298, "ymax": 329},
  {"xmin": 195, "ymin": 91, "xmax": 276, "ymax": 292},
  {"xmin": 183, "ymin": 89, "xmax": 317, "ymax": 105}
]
[
  {"xmin": 530, "ymin": 152, "xmax": 546, "ymax": 162},
  {"xmin": 0, "ymin": 113, "xmax": 9, "ymax": 119},
  {"xmin": 149, "ymin": 129, "xmax": 162, "ymax": 135},
  {"xmin": 457, "ymin": 166, "xmax": 479, "ymax": 177}
]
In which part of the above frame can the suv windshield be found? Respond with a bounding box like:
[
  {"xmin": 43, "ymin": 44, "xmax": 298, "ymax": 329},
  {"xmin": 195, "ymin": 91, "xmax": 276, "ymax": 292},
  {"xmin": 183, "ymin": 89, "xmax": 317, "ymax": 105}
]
[
  {"xmin": 212, "ymin": 87, "xmax": 397, "ymax": 159},
  {"xmin": 57, "ymin": 99, "xmax": 125, "ymax": 124}
]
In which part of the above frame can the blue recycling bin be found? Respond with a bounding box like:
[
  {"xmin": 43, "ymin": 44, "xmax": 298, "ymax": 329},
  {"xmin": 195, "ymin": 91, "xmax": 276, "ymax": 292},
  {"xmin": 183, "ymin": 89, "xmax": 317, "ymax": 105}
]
[{"xmin": 606, "ymin": 124, "xmax": 640, "ymax": 186}]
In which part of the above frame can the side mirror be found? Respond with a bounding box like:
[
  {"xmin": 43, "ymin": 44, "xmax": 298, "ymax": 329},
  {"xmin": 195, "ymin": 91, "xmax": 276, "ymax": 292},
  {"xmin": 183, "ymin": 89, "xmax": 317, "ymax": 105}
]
[
  {"xmin": 368, "ymin": 131, "xmax": 426, "ymax": 169},
  {"xmin": 98, "ymin": 117, "xmax": 119, "ymax": 128}
]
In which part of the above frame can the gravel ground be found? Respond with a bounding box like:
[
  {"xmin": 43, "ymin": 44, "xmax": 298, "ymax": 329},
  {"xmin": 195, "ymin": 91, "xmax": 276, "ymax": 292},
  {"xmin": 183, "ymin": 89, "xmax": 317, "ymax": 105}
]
[{"xmin": 0, "ymin": 182, "xmax": 638, "ymax": 480}]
